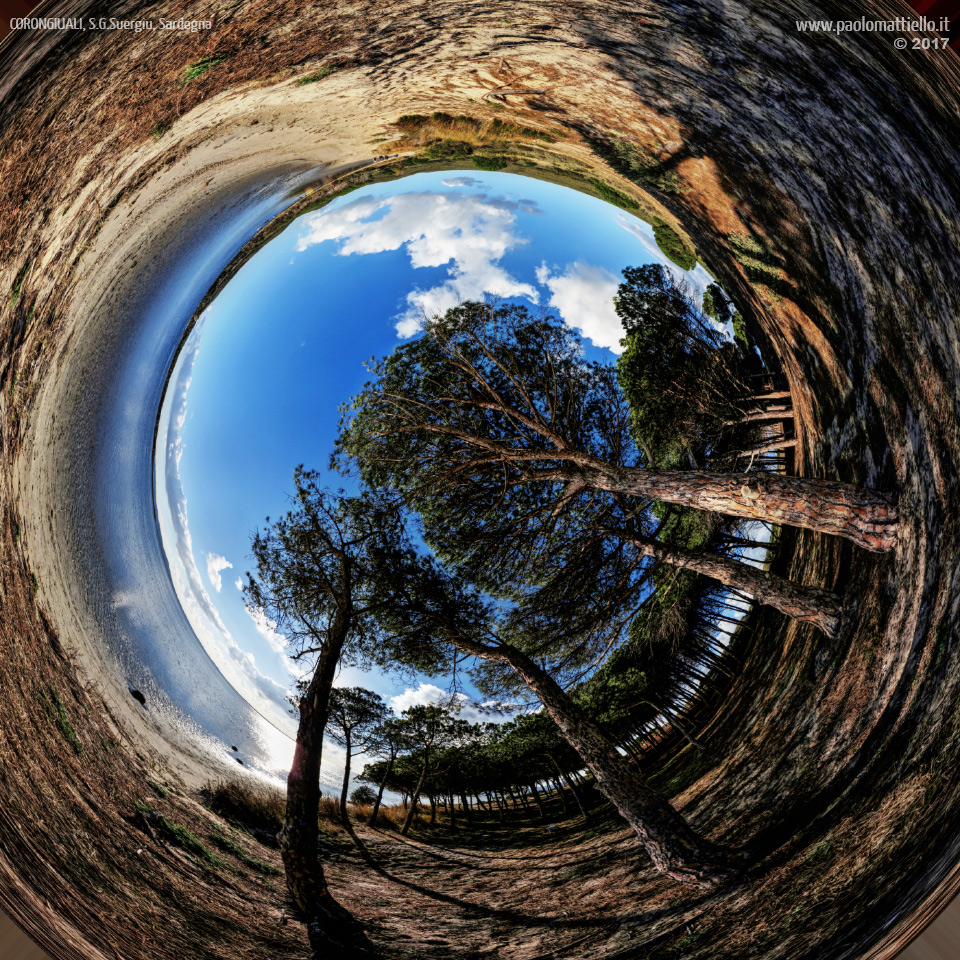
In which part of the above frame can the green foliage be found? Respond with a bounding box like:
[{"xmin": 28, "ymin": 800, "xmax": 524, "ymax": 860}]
[
  {"xmin": 350, "ymin": 785, "xmax": 377, "ymax": 805},
  {"xmin": 652, "ymin": 220, "xmax": 697, "ymax": 271},
  {"xmin": 588, "ymin": 136, "xmax": 681, "ymax": 194},
  {"xmin": 702, "ymin": 283, "xmax": 733, "ymax": 325},
  {"xmin": 31, "ymin": 572, "xmax": 38, "ymax": 594},
  {"xmin": 149, "ymin": 122, "xmax": 170, "ymax": 140},
  {"xmin": 395, "ymin": 114, "xmax": 430, "ymax": 130},
  {"xmin": 588, "ymin": 178, "xmax": 639, "ymax": 210},
  {"xmin": 179, "ymin": 56, "xmax": 226, "ymax": 86},
  {"xmin": 615, "ymin": 265, "xmax": 723, "ymax": 469},
  {"xmin": 297, "ymin": 65, "xmax": 338, "ymax": 85},
  {"xmin": 732, "ymin": 313, "xmax": 750, "ymax": 350},
  {"xmin": 148, "ymin": 780, "xmax": 169, "ymax": 798},
  {"xmin": 472, "ymin": 155, "xmax": 508, "ymax": 171}
]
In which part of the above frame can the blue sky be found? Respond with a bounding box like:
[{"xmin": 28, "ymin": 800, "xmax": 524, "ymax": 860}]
[{"xmin": 155, "ymin": 170, "xmax": 721, "ymax": 762}]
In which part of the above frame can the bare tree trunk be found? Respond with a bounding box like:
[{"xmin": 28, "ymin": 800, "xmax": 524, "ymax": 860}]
[
  {"xmin": 529, "ymin": 782, "xmax": 546, "ymax": 822},
  {"xmin": 280, "ymin": 613, "xmax": 352, "ymax": 955},
  {"xmin": 369, "ymin": 753, "xmax": 395, "ymax": 827},
  {"xmin": 401, "ymin": 755, "xmax": 429, "ymax": 837},
  {"xmin": 551, "ymin": 775, "xmax": 570, "ymax": 815},
  {"xmin": 429, "ymin": 793, "xmax": 438, "ymax": 825},
  {"xmin": 338, "ymin": 732, "xmax": 352, "ymax": 826},
  {"xmin": 611, "ymin": 530, "xmax": 842, "ymax": 636},
  {"xmin": 456, "ymin": 639, "xmax": 743, "ymax": 887},
  {"xmin": 583, "ymin": 465, "xmax": 897, "ymax": 552}
]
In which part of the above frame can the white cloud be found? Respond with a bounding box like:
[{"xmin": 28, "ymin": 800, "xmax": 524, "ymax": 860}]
[
  {"xmin": 206, "ymin": 553, "xmax": 233, "ymax": 593},
  {"xmin": 245, "ymin": 605, "xmax": 288, "ymax": 657},
  {"xmin": 441, "ymin": 176, "xmax": 482, "ymax": 187},
  {"xmin": 536, "ymin": 260, "xmax": 624, "ymax": 353},
  {"xmin": 294, "ymin": 190, "xmax": 540, "ymax": 336},
  {"xmin": 389, "ymin": 682, "xmax": 510, "ymax": 724},
  {"xmin": 234, "ymin": 576, "xmax": 243, "ymax": 591}
]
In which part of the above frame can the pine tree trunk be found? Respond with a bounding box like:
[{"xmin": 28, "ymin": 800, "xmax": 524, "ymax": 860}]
[
  {"xmin": 530, "ymin": 782, "xmax": 546, "ymax": 822},
  {"xmin": 583, "ymin": 465, "xmax": 897, "ymax": 552},
  {"xmin": 280, "ymin": 607, "xmax": 353, "ymax": 955},
  {"xmin": 338, "ymin": 733, "xmax": 352, "ymax": 826},
  {"xmin": 460, "ymin": 640, "xmax": 743, "ymax": 887},
  {"xmin": 369, "ymin": 754, "xmax": 395, "ymax": 827},
  {"xmin": 401, "ymin": 754, "xmax": 429, "ymax": 836}
]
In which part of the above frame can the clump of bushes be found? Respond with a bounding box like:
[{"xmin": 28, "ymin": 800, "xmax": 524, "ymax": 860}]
[
  {"xmin": 423, "ymin": 140, "xmax": 474, "ymax": 160},
  {"xmin": 652, "ymin": 219, "xmax": 697, "ymax": 271},
  {"xmin": 211, "ymin": 830, "xmax": 281, "ymax": 875},
  {"xmin": 473, "ymin": 155, "xmax": 508, "ymax": 171}
]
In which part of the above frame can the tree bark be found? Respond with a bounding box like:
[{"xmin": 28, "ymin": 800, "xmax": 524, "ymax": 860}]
[
  {"xmin": 454, "ymin": 637, "xmax": 742, "ymax": 886},
  {"xmin": 582, "ymin": 465, "xmax": 897, "ymax": 552},
  {"xmin": 369, "ymin": 754, "xmax": 395, "ymax": 827},
  {"xmin": 529, "ymin": 782, "xmax": 547, "ymax": 822},
  {"xmin": 611, "ymin": 530, "xmax": 842, "ymax": 636},
  {"xmin": 338, "ymin": 732, "xmax": 352, "ymax": 826},
  {"xmin": 401, "ymin": 754, "xmax": 430, "ymax": 836},
  {"xmin": 280, "ymin": 599, "xmax": 352, "ymax": 955}
]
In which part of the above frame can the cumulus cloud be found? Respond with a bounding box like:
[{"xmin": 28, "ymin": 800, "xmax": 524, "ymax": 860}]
[
  {"xmin": 535, "ymin": 260, "xmax": 625, "ymax": 353},
  {"xmin": 441, "ymin": 176, "xmax": 482, "ymax": 187},
  {"xmin": 294, "ymin": 190, "xmax": 540, "ymax": 336},
  {"xmin": 389, "ymin": 682, "xmax": 511, "ymax": 724},
  {"xmin": 206, "ymin": 553, "xmax": 233, "ymax": 593},
  {"xmin": 234, "ymin": 576, "xmax": 243, "ymax": 591}
]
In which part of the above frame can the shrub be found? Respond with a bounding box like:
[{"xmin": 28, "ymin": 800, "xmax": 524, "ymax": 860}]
[
  {"xmin": 652, "ymin": 220, "xmax": 697, "ymax": 271},
  {"xmin": 350, "ymin": 785, "xmax": 377, "ymax": 805},
  {"xmin": 423, "ymin": 140, "xmax": 474, "ymax": 160},
  {"xmin": 472, "ymin": 155, "xmax": 508, "ymax": 171}
]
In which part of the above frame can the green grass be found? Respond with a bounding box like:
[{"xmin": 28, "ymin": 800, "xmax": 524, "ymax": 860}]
[
  {"xmin": 179, "ymin": 56, "xmax": 226, "ymax": 86},
  {"xmin": 31, "ymin": 573, "xmax": 39, "ymax": 595},
  {"xmin": 41, "ymin": 688, "xmax": 83, "ymax": 755},
  {"xmin": 211, "ymin": 831, "xmax": 281, "ymax": 874},
  {"xmin": 150, "ymin": 121, "xmax": 170, "ymax": 140},
  {"xmin": 139, "ymin": 805, "xmax": 220, "ymax": 865},
  {"xmin": 297, "ymin": 65, "xmax": 338, "ymax": 85},
  {"xmin": 588, "ymin": 177, "xmax": 639, "ymax": 210},
  {"xmin": 9, "ymin": 262, "xmax": 30, "ymax": 309},
  {"xmin": 148, "ymin": 781, "xmax": 169, "ymax": 799}
]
